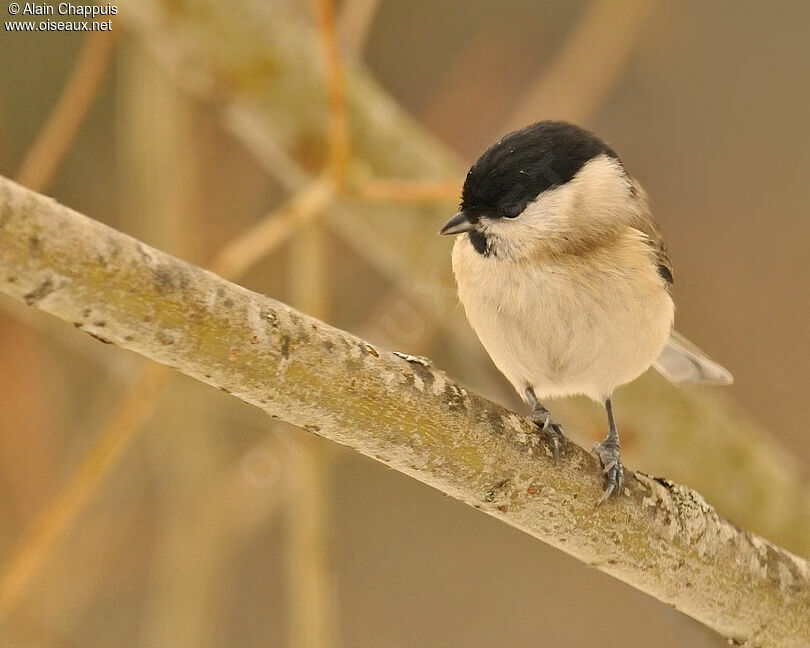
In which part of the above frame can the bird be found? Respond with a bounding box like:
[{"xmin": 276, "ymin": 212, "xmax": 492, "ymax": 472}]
[{"xmin": 439, "ymin": 120, "xmax": 732, "ymax": 503}]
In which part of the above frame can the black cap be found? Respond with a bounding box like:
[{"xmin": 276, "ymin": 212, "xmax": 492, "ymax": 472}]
[{"xmin": 461, "ymin": 121, "xmax": 621, "ymax": 220}]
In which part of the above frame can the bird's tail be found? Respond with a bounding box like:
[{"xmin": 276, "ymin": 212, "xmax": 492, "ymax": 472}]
[{"xmin": 653, "ymin": 330, "xmax": 733, "ymax": 386}]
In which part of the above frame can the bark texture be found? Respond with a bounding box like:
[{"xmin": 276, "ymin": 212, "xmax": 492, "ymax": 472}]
[{"xmin": 1, "ymin": 176, "xmax": 808, "ymax": 647}]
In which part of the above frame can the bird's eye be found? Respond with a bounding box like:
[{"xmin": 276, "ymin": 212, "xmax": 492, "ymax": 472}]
[{"xmin": 503, "ymin": 205, "xmax": 522, "ymax": 219}]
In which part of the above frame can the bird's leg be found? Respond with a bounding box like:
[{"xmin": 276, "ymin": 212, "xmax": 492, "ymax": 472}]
[
  {"xmin": 592, "ymin": 397, "xmax": 625, "ymax": 504},
  {"xmin": 524, "ymin": 386, "xmax": 564, "ymax": 460}
]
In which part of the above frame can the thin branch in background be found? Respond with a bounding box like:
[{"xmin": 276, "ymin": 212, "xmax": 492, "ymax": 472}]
[
  {"xmin": 284, "ymin": 443, "xmax": 335, "ymax": 648},
  {"xmin": 314, "ymin": 0, "xmax": 350, "ymax": 187},
  {"xmin": 503, "ymin": 0, "xmax": 659, "ymax": 131},
  {"xmin": 288, "ymin": 216, "xmax": 330, "ymax": 322},
  {"xmin": 0, "ymin": 181, "xmax": 335, "ymax": 620},
  {"xmin": 338, "ymin": 0, "xmax": 380, "ymax": 56},
  {"xmin": 124, "ymin": 3, "xmax": 457, "ymax": 216},
  {"xmin": 224, "ymin": 103, "xmax": 312, "ymax": 193},
  {"xmin": 209, "ymin": 177, "xmax": 334, "ymax": 277},
  {"xmin": 286, "ymin": 217, "xmax": 338, "ymax": 648},
  {"xmin": 353, "ymin": 178, "xmax": 460, "ymax": 203},
  {"xmin": 15, "ymin": 28, "xmax": 119, "ymax": 191}
]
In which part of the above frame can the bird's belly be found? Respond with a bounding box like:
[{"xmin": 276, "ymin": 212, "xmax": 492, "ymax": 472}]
[{"xmin": 454, "ymin": 250, "xmax": 674, "ymax": 403}]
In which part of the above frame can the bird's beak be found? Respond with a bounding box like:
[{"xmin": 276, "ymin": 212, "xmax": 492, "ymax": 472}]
[{"xmin": 439, "ymin": 211, "xmax": 475, "ymax": 235}]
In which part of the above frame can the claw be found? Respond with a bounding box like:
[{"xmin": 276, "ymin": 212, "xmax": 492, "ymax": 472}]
[
  {"xmin": 597, "ymin": 482, "xmax": 616, "ymax": 507},
  {"xmin": 592, "ymin": 439, "xmax": 624, "ymax": 504},
  {"xmin": 547, "ymin": 428, "xmax": 561, "ymax": 461},
  {"xmin": 529, "ymin": 409, "xmax": 564, "ymax": 461}
]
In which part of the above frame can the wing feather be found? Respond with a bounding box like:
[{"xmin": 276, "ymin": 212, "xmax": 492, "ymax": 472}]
[
  {"xmin": 653, "ymin": 330, "xmax": 733, "ymax": 386},
  {"xmin": 626, "ymin": 178, "xmax": 673, "ymax": 287}
]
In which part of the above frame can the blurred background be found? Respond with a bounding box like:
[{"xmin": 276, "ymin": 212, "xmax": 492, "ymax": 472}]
[{"xmin": 0, "ymin": 1, "xmax": 808, "ymax": 646}]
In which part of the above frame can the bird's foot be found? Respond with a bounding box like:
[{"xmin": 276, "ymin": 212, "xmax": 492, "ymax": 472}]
[
  {"xmin": 592, "ymin": 438, "xmax": 624, "ymax": 505},
  {"xmin": 529, "ymin": 408, "xmax": 565, "ymax": 461}
]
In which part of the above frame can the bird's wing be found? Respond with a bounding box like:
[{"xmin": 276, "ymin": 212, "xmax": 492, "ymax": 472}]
[
  {"xmin": 653, "ymin": 330, "xmax": 733, "ymax": 386},
  {"xmin": 647, "ymin": 233, "xmax": 674, "ymax": 286},
  {"xmin": 627, "ymin": 179, "xmax": 674, "ymax": 286}
]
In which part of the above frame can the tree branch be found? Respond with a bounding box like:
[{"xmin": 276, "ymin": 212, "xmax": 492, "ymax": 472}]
[{"xmin": 0, "ymin": 176, "xmax": 807, "ymax": 647}]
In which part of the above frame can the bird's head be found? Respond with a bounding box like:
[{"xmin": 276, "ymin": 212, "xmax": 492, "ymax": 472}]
[{"xmin": 440, "ymin": 121, "xmax": 642, "ymax": 260}]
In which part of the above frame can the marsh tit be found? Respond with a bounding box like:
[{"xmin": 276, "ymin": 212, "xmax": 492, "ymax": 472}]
[{"xmin": 440, "ymin": 121, "xmax": 732, "ymax": 503}]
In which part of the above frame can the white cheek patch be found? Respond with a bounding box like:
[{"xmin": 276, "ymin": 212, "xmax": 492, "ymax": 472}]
[
  {"xmin": 478, "ymin": 184, "xmax": 576, "ymax": 258},
  {"xmin": 479, "ymin": 154, "xmax": 634, "ymax": 258}
]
